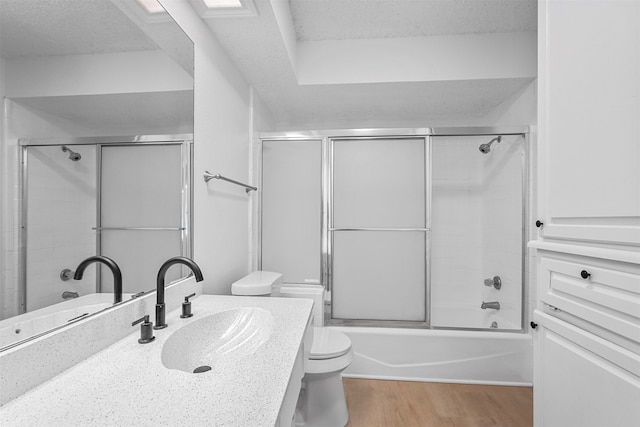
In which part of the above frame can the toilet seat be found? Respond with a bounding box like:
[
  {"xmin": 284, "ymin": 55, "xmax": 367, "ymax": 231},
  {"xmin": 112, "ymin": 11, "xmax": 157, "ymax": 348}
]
[
  {"xmin": 306, "ymin": 349, "xmax": 353, "ymax": 376},
  {"xmin": 309, "ymin": 327, "xmax": 351, "ymax": 360}
]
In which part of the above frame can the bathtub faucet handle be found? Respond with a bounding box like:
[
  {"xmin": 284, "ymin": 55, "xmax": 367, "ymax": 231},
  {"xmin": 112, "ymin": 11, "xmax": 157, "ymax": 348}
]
[
  {"xmin": 483, "ymin": 276, "xmax": 502, "ymax": 290},
  {"xmin": 60, "ymin": 269, "xmax": 75, "ymax": 281}
]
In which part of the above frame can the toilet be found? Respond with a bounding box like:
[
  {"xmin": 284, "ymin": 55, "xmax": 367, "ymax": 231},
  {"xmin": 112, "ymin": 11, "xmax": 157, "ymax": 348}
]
[{"xmin": 232, "ymin": 271, "xmax": 353, "ymax": 427}]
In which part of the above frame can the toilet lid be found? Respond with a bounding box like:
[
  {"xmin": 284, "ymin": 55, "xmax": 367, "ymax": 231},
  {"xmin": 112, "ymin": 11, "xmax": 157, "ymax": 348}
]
[{"xmin": 309, "ymin": 328, "xmax": 352, "ymax": 360}]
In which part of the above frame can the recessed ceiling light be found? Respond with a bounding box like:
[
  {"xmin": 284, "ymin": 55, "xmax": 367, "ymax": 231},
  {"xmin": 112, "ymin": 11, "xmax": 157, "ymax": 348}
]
[
  {"xmin": 137, "ymin": 0, "xmax": 165, "ymax": 14},
  {"xmin": 190, "ymin": 0, "xmax": 258, "ymax": 17},
  {"xmin": 203, "ymin": 0, "xmax": 243, "ymax": 8}
]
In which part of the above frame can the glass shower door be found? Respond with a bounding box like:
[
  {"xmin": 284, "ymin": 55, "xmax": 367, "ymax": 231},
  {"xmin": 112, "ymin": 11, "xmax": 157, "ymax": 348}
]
[
  {"xmin": 24, "ymin": 145, "xmax": 97, "ymax": 311},
  {"xmin": 430, "ymin": 135, "xmax": 524, "ymax": 330},
  {"xmin": 260, "ymin": 139, "xmax": 323, "ymax": 284},
  {"xmin": 329, "ymin": 137, "xmax": 428, "ymax": 324},
  {"xmin": 99, "ymin": 144, "xmax": 187, "ymax": 294}
]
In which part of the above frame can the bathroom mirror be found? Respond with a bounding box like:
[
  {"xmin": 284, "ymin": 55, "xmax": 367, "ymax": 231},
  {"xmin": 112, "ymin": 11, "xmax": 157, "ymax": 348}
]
[{"xmin": 0, "ymin": 0, "xmax": 194, "ymax": 349}]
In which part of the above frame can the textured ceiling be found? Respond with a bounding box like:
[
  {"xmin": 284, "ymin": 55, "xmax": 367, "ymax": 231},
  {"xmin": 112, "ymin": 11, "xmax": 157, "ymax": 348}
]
[
  {"xmin": 206, "ymin": 0, "xmax": 535, "ymax": 128},
  {"xmin": 0, "ymin": 0, "xmax": 160, "ymax": 58},
  {"xmin": 290, "ymin": 0, "xmax": 537, "ymax": 42}
]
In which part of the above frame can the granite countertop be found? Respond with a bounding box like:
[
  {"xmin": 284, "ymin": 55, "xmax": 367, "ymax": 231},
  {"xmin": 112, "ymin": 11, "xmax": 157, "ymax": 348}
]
[{"xmin": 0, "ymin": 295, "xmax": 313, "ymax": 427}]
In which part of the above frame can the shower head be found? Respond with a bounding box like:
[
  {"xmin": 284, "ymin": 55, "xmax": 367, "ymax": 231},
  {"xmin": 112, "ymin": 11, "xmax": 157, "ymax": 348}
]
[
  {"xmin": 478, "ymin": 136, "xmax": 502, "ymax": 154},
  {"xmin": 61, "ymin": 146, "xmax": 81, "ymax": 161}
]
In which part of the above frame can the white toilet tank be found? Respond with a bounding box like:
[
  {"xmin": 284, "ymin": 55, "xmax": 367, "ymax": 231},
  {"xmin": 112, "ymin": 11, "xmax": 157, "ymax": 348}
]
[
  {"xmin": 231, "ymin": 272, "xmax": 325, "ymax": 327},
  {"xmin": 231, "ymin": 271, "xmax": 282, "ymax": 296},
  {"xmin": 279, "ymin": 284, "xmax": 325, "ymax": 327}
]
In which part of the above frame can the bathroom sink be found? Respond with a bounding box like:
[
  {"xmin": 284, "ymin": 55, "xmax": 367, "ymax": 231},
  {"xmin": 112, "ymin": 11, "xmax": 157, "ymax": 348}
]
[{"xmin": 161, "ymin": 307, "xmax": 274, "ymax": 373}]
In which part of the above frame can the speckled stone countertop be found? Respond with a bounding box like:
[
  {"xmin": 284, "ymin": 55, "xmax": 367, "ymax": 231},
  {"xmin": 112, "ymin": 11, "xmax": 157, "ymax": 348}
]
[{"xmin": 0, "ymin": 295, "xmax": 313, "ymax": 427}]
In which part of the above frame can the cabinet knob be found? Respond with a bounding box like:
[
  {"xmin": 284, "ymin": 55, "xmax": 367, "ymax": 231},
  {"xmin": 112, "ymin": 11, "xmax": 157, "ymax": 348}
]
[
  {"xmin": 535, "ymin": 220, "xmax": 544, "ymax": 228},
  {"xmin": 530, "ymin": 321, "xmax": 538, "ymax": 329},
  {"xmin": 580, "ymin": 270, "xmax": 591, "ymax": 279}
]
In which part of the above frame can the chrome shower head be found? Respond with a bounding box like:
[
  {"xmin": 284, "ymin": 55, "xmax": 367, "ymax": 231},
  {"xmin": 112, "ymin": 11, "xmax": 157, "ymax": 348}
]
[
  {"xmin": 61, "ymin": 146, "xmax": 81, "ymax": 161},
  {"xmin": 478, "ymin": 136, "xmax": 502, "ymax": 154}
]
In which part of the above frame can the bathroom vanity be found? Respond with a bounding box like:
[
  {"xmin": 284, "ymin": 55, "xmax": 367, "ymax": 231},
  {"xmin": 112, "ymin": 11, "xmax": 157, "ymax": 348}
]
[{"xmin": 0, "ymin": 285, "xmax": 313, "ymax": 427}]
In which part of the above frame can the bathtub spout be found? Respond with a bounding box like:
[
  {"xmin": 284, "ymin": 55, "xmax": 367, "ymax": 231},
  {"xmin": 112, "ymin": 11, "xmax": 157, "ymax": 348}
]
[
  {"xmin": 62, "ymin": 291, "xmax": 79, "ymax": 300},
  {"xmin": 481, "ymin": 301, "xmax": 501, "ymax": 310}
]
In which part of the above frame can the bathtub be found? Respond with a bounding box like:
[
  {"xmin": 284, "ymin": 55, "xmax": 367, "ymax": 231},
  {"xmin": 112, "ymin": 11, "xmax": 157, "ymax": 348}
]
[
  {"xmin": 0, "ymin": 293, "xmax": 128, "ymax": 349},
  {"xmin": 332, "ymin": 326, "xmax": 532, "ymax": 386}
]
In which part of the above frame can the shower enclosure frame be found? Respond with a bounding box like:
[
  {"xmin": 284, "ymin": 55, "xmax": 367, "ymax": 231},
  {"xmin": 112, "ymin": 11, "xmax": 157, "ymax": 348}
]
[
  {"xmin": 258, "ymin": 126, "xmax": 529, "ymax": 332},
  {"xmin": 18, "ymin": 134, "xmax": 194, "ymax": 314}
]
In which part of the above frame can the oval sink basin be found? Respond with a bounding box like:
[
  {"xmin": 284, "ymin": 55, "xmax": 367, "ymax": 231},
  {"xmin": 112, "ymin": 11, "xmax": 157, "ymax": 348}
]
[{"xmin": 161, "ymin": 307, "xmax": 274, "ymax": 373}]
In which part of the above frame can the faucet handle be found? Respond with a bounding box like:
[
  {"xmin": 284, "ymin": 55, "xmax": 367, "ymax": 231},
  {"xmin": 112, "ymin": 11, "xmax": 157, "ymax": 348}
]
[
  {"xmin": 132, "ymin": 315, "xmax": 156, "ymax": 344},
  {"xmin": 180, "ymin": 293, "xmax": 196, "ymax": 319},
  {"xmin": 483, "ymin": 276, "xmax": 502, "ymax": 290}
]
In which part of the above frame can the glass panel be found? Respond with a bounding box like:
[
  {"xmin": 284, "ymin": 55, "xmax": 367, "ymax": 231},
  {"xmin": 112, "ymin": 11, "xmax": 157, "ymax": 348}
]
[
  {"xmin": 100, "ymin": 230, "xmax": 183, "ymax": 294},
  {"xmin": 25, "ymin": 145, "xmax": 97, "ymax": 311},
  {"xmin": 101, "ymin": 144, "xmax": 182, "ymax": 228},
  {"xmin": 332, "ymin": 231, "xmax": 426, "ymax": 322},
  {"xmin": 430, "ymin": 135, "xmax": 523, "ymax": 330},
  {"xmin": 333, "ymin": 138, "xmax": 425, "ymax": 229},
  {"xmin": 100, "ymin": 144, "xmax": 184, "ymax": 293},
  {"xmin": 261, "ymin": 140, "xmax": 322, "ymax": 283}
]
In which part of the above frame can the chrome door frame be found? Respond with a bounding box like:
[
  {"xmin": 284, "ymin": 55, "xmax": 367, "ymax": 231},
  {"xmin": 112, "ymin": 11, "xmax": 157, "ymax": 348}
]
[
  {"xmin": 257, "ymin": 127, "xmax": 529, "ymax": 331},
  {"xmin": 18, "ymin": 134, "xmax": 193, "ymax": 312}
]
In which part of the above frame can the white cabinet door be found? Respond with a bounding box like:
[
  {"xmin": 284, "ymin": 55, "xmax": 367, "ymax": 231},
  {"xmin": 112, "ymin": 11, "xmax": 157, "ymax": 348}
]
[
  {"xmin": 537, "ymin": 0, "xmax": 640, "ymax": 246},
  {"xmin": 533, "ymin": 312, "xmax": 640, "ymax": 427}
]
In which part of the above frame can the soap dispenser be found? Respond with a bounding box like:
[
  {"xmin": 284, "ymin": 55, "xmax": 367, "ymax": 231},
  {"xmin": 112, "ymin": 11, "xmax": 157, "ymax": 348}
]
[
  {"xmin": 180, "ymin": 293, "xmax": 196, "ymax": 318},
  {"xmin": 132, "ymin": 315, "xmax": 155, "ymax": 344}
]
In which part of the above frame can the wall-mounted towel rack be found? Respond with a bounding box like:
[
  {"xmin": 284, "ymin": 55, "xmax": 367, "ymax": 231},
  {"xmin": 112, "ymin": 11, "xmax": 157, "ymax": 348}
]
[{"xmin": 203, "ymin": 171, "xmax": 257, "ymax": 193}]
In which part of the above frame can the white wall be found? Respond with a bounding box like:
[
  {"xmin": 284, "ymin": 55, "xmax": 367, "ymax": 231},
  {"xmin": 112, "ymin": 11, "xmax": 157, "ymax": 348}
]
[
  {"xmin": 297, "ymin": 32, "xmax": 536, "ymax": 85},
  {"xmin": 5, "ymin": 51, "xmax": 192, "ymax": 98},
  {"xmin": 0, "ymin": 58, "xmax": 20, "ymax": 320},
  {"xmin": 160, "ymin": 1, "xmax": 269, "ymax": 295}
]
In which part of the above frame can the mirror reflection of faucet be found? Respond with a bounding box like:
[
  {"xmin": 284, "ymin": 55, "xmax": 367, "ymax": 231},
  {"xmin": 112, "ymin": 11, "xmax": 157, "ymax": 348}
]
[
  {"xmin": 483, "ymin": 276, "xmax": 502, "ymax": 290},
  {"xmin": 73, "ymin": 256, "xmax": 123, "ymax": 305}
]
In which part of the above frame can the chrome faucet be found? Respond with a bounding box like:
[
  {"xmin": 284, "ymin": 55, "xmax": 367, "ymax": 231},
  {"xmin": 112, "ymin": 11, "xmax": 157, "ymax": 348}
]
[
  {"xmin": 154, "ymin": 256, "xmax": 204, "ymax": 330},
  {"xmin": 481, "ymin": 301, "xmax": 501, "ymax": 310},
  {"xmin": 73, "ymin": 256, "xmax": 123, "ymax": 304}
]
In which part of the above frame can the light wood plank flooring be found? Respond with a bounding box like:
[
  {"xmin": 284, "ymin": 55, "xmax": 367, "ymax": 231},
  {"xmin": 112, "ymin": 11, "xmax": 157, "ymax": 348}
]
[{"xmin": 344, "ymin": 378, "xmax": 533, "ymax": 427}]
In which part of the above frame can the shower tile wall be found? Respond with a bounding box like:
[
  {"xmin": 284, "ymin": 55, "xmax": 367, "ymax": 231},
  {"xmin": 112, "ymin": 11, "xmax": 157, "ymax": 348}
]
[
  {"xmin": 480, "ymin": 135, "xmax": 523, "ymax": 329},
  {"xmin": 430, "ymin": 138, "xmax": 483, "ymax": 325},
  {"xmin": 25, "ymin": 146, "xmax": 97, "ymax": 311}
]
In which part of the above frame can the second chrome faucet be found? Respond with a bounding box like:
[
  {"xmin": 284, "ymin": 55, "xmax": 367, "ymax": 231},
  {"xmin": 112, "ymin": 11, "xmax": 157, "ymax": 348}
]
[{"xmin": 154, "ymin": 256, "xmax": 204, "ymax": 330}]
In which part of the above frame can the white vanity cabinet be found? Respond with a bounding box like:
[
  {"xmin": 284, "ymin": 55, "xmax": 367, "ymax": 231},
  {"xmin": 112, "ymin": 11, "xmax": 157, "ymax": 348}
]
[
  {"xmin": 533, "ymin": 248, "xmax": 640, "ymax": 427},
  {"xmin": 533, "ymin": 311, "xmax": 640, "ymax": 427},
  {"xmin": 534, "ymin": 1, "xmax": 640, "ymax": 426},
  {"xmin": 276, "ymin": 315, "xmax": 313, "ymax": 427}
]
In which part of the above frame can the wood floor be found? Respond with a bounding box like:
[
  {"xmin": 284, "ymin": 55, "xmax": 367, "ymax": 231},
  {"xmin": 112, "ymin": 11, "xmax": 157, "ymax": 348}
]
[{"xmin": 343, "ymin": 378, "xmax": 533, "ymax": 427}]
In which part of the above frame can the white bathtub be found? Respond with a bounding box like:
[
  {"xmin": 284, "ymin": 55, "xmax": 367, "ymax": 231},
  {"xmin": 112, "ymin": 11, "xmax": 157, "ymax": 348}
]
[
  {"xmin": 0, "ymin": 293, "xmax": 128, "ymax": 349},
  {"xmin": 333, "ymin": 326, "xmax": 532, "ymax": 386}
]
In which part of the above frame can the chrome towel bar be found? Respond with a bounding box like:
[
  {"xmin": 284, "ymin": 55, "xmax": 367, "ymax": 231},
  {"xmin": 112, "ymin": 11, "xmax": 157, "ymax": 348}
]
[{"xmin": 203, "ymin": 171, "xmax": 257, "ymax": 192}]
